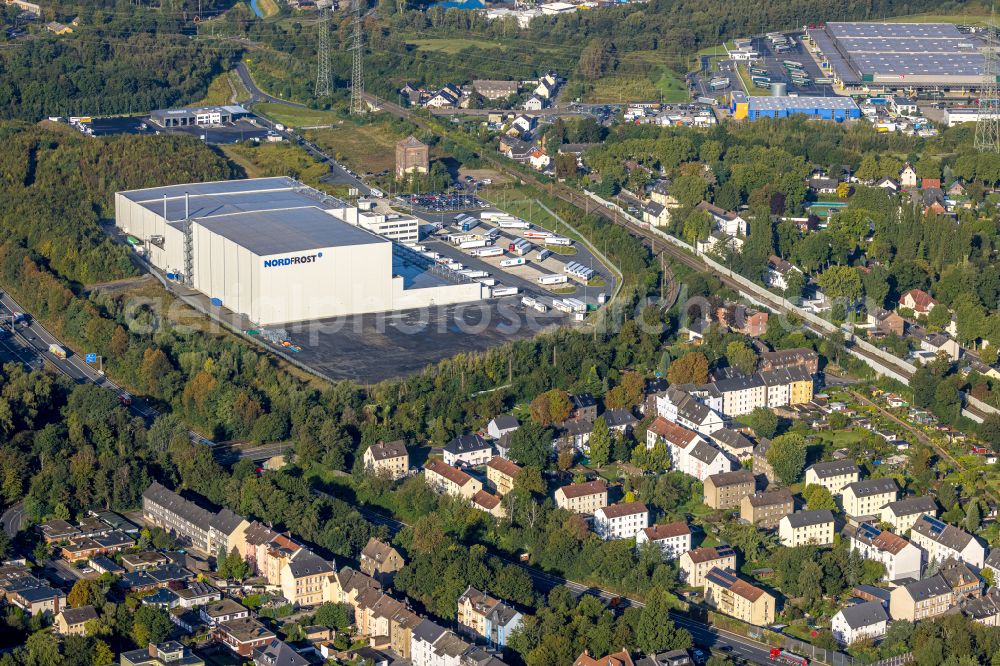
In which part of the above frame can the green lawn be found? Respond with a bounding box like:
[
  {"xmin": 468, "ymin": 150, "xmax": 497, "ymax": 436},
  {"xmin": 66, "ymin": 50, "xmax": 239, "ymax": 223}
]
[
  {"xmin": 305, "ymin": 122, "xmax": 404, "ymax": 174},
  {"xmin": 408, "ymin": 38, "xmax": 507, "ymax": 54},
  {"xmin": 736, "ymin": 63, "xmax": 770, "ymax": 95},
  {"xmin": 193, "ymin": 70, "xmax": 238, "ymax": 106},
  {"xmin": 655, "ymin": 69, "xmax": 690, "ymax": 103},
  {"xmin": 253, "ymin": 103, "xmax": 342, "ymax": 128},
  {"xmin": 886, "ymin": 13, "xmax": 990, "ymax": 24}
]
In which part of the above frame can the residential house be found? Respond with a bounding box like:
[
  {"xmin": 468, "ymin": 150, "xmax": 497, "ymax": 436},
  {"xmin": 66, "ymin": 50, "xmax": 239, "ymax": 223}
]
[
  {"xmin": 2, "ymin": 576, "xmax": 66, "ymax": 615},
  {"xmin": 390, "ymin": 607, "xmax": 422, "ymax": 660},
  {"xmin": 363, "ymin": 440, "xmax": 409, "ymax": 480},
  {"xmin": 443, "ymin": 434, "xmax": 493, "ymax": 467},
  {"xmin": 425, "ymin": 85, "xmax": 462, "ymax": 108},
  {"xmin": 881, "ymin": 496, "xmax": 938, "ymax": 533},
  {"xmin": 570, "ymin": 393, "xmax": 599, "ymax": 421},
  {"xmin": 123, "ymin": 552, "xmax": 170, "ymax": 572},
  {"xmin": 472, "ymin": 80, "xmax": 519, "ymax": 100},
  {"xmin": 740, "ymin": 489, "xmax": 795, "ymax": 529},
  {"xmin": 200, "ymin": 598, "xmax": 249, "ymax": 627},
  {"xmin": 486, "ymin": 457, "xmax": 522, "ymax": 496},
  {"xmin": 253, "ymin": 639, "xmax": 310, "ymax": 666},
  {"xmin": 61, "ymin": 531, "xmax": 134, "ymax": 561},
  {"xmin": 604, "ymin": 408, "xmax": 638, "ymax": 435},
  {"xmin": 695, "ymin": 201, "xmax": 748, "ymax": 237},
  {"xmin": 457, "ymin": 586, "xmax": 521, "ymax": 644},
  {"xmin": 38, "ymin": 519, "xmax": 80, "ymax": 543},
  {"xmin": 573, "ymin": 650, "xmax": 635, "ymax": 666},
  {"xmin": 709, "ymin": 429, "xmax": 755, "ymax": 463},
  {"xmin": 487, "ymin": 416, "xmax": 520, "ymax": 440},
  {"xmin": 703, "ymin": 469, "xmax": 755, "ymax": 510},
  {"xmin": 842, "ymin": 478, "xmax": 898, "ymax": 520},
  {"xmin": 425, "ymin": 459, "xmax": 484, "ymax": 500},
  {"xmin": 410, "ymin": 620, "xmax": 447, "ymax": 666},
  {"xmin": 845, "ymin": 523, "xmax": 922, "ymax": 581},
  {"xmin": 779, "ymin": 509, "xmax": 835, "ymax": 547},
  {"xmin": 642, "ymin": 201, "xmax": 671, "ymax": 227},
  {"xmin": 174, "ymin": 582, "xmax": 221, "ymax": 609},
  {"xmin": 875, "ymin": 176, "xmax": 900, "ymax": 191},
  {"xmin": 711, "ymin": 373, "xmax": 767, "ymax": 417},
  {"xmin": 280, "ymin": 549, "xmax": 335, "ymax": 607},
  {"xmin": 528, "ymin": 149, "xmax": 550, "ymax": 171},
  {"xmin": 54, "ymin": 605, "xmax": 97, "ymax": 636},
  {"xmin": 593, "ymin": 502, "xmax": 650, "ymax": 540},
  {"xmin": 868, "ymin": 308, "xmax": 906, "ymax": 337},
  {"xmin": 45, "ymin": 21, "xmax": 72, "ymax": 34},
  {"xmin": 900, "ymin": 163, "xmax": 918, "ymax": 188},
  {"xmin": 831, "ymin": 601, "xmax": 889, "ymax": 645},
  {"xmin": 765, "ymin": 255, "xmax": 799, "ymax": 291},
  {"xmin": 804, "ymin": 460, "xmax": 860, "ymax": 495},
  {"xmin": 759, "ymin": 366, "xmax": 814, "ymax": 408},
  {"xmin": 89, "ymin": 555, "xmax": 124, "ymax": 576},
  {"xmin": 910, "ymin": 515, "xmax": 986, "ymax": 568},
  {"xmin": 142, "ymin": 482, "xmax": 249, "ymax": 556},
  {"xmin": 760, "ymin": 348, "xmax": 819, "ymax": 374},
  {"xmin": 524, "ymin": 97, "xmax": 545, "ymax": 112},
  {"xmin": 985, "ymin": 549, "xmax": 1000, "ymax": 581},
  {"xmin": 940, "ymin": 558, "xmax": 982, "ymax": 599},
  {"xmin": 679, "ymin": 545, "xmax": 737, "ymax": 588},
  {"xmin": 509, "ymin": 114, "xmax": 535, "ymax": 136},
  {"xmin": 635, "ymin": 522, "xmax": 692, "ymax": 560},
  {"xmin": 360, "ymin": 538, "xmax": 405, "ymax": 586},
  {"xmin": 899, "ymin": 288, "xmax": 938, "ymax": 314},
  {"xmin": 655, "ymin": 386, "xmax": 725, "ymax": 436},
  {"xmin": 807, "ymin": 177, "xmax": 839, "ymax": 194},
  {"xmin": 554, "ymin": 480, "xmax": 608, "ymax": 514},
  {"xmin": 557, "ymin": 417, "xmax": 596, "ymax": 453},
  {"xmin": 889, "ymin": 574, "xmax": 953, "ymax": 621},
  {"xmin": 892, "ymin": 96, "xmax": 919, "ymax": 115},
  {"xmin": 921, "ymin": 333, "xmax": 961, "ymax": 361},
  {"xmin": 121, "ymin": 642, "xmax": 205, "ymax": 666},
  {"xmin": 635, "ymin": 650, "xmax": 692, "ymax": 666},
  {"xmin": 703, "ymin": 567, "xmax": 775, "ymax": 626},
  {"xmin": 485, "ymin": 602, "xmax": 523, "ymax": 649},
  {"xmin": 650, "ymin": 180, "xmax": 681, "ymax": 208},
  {"xmin": 960, "ymin": 588, "xmax": 1000, "ymax": 627},
  {"xmin": 752, "ymin": 439, "xmax": 778, "ymax": 485},
  {"xmin": 498, "ymin": 137, "xmax": 534, "ymax": 162},
  {"xmin": 214, "ymin": 617, "xmax": 276, "ymax": 657},
  {"xmin": 472, "ymin": 490, "xmax": 506, "ymax": 518}
]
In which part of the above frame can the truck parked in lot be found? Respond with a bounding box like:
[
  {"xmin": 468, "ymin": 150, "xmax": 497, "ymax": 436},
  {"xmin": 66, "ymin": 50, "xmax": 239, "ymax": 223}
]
[
  {"xmin": 491, "ymin": 286, "xmax": 519, "ymax": 297},
  {"xmin": 500, "ymin": 257, "xmax": 526, "ymax": 267},
  {"xmin": 48, "ymin": 344, "xmax": 67, "ymax": 359},
  {"xmin": 538, "ymin": 274, "xmax": 569, "ymax": 285}
]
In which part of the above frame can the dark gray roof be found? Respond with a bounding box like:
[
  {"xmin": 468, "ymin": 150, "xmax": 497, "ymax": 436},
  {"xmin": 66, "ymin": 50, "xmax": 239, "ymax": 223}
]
[
  {"xmin": 254, "ymin": 638, "xmax": 310, "ymax": 666},
  {"xmin": 901, "ymin": 573, "xmax": 951, "ymax": 601},
  {"xmin": 745, "ymin": 488, "xmax": 794, "ymax": 507},
  {"xmin": 666, "ymin": 386, "xmax": 714, "ymax": 424},
  {"xmin": 486, "ymin": 602, "xmax": 521, "ymax": 626},
  {"xmin": 987, "ymin": 548, "xmax": 1000, "ymax": 571},
  {"xmin": 603, "ymin": 408, "xmax": 638, "ymax": 428},
  {"xmin": 413, "ymin": 619, "xmax": 447, "ymax": 645},
  {"xmin": 445, "ymin": 434, "xmax": 492, "ymax": 455},
  {"xmin": 785, "ymin": 509, "xmax": 834, "ymax": 528},
  {"xmin": 807, "ymin": 459, "xmax": 859, "ymax": 479},
  {"xmin": 712, "ymin": 373, "xmax": 764, "ymax": 393},
  {"xmin": 689, "ymin": 440, "xmax": 724, "ymax": 465},
  {"xmin": 490, "ymin": 415, "xmax": 519, "ymax": 430},
  {"xmin": 884, "ymin": 495, "xmax": 937, "ymax": 516},
  {"xmin": 912, "ymin": 515, "xmax": 977, "ymax": 551},
  {"xmin": 143, "ymin": 482, "xmax": 215, "ymax": 532},
  {"xmin": 845, "ymin": 478, "xmax": 898, "ymax": 498},
  {"xmin": 60, "ymin": 605, "xmax": 98, "ymax": 625},
  {"xmin": 711, "ymin": 429, "xmax": 753, "ymax": 452},
  {"xmin": 707, "ymin": 469, "xmax": 754, "ymax": 488},
  {"xmin": 837, "ymin": 600, "xmax": 888, "ymax": 629},
  {"xmin": 210, "ymin": 508, "xmax": 244, "ymax": 536},
  {"xmin": 571, "ymin": 393, "xmax": 596, "ymax": 409},
  {"xmin": 287, "ymin": 550, "xmax": 334, "ymax": 578}
]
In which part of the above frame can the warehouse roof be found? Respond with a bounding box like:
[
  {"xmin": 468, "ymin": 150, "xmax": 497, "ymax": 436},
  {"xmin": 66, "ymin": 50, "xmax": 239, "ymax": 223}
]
[
  {"xmin": 121, "ymin": 178, "xmax": 378, "ymax": 256},
  {"xmin": 735, "ymin": 93, "xmax": 860, "ymax": 112}
]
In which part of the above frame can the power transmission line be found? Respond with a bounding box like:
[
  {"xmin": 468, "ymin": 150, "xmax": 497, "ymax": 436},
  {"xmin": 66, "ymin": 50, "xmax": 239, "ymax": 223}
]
[
  {"xmin": 976, "ymin": 6, "xmax": 1000, "ymax": 153},
  {"xmin": 350, "ymin": 0, "xmax": 366, "ymax": 115},
  {"xmin": 315, "ymin": 7, "xmax": 332, "ymax": 97}
]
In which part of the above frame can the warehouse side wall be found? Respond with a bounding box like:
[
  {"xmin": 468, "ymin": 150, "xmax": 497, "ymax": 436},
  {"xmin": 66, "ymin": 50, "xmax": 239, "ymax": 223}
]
[{"xmin": 114, "ymin": 194, "xmax": 184, "ymax": 276}]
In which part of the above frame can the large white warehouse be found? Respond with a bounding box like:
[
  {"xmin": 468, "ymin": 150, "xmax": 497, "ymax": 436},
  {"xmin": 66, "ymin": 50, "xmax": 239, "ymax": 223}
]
[{"xmin": 115, "ymin": 177, "xmax": 482, "ymax": 326}]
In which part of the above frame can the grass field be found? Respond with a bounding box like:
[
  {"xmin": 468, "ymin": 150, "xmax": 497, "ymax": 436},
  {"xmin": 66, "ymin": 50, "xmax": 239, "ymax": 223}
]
[
  {"xmin": 407, "ymin": 37, "xmax": 570, "ymax": 57},
  {"xmin": 194, "ymin": 71, "xmax": 238, "ymax": 106},
  {"xmin": 222, "ymin": 142, "xmax": 329, "ymax": 188},
  {"xmin": 736, "ymin": 63, "xmax": 770, "ymax": 95},
  {"xmin": 304, "ymin": 122, "xmax": 403, "ymax": 174},
  {"xmin": 886, "ymin": 12, "xmax": 990, "ymax": 24},
  {"xmin": 587, "ymin": 52, "xmax": 690, "ymax": 103},
  {"xmin": 257, "ymin": 0, "xmax": 280, "ymax": 17},
  {"xmin": 253, "ymin": 103, "xmax": 342, "ymax": 128}
]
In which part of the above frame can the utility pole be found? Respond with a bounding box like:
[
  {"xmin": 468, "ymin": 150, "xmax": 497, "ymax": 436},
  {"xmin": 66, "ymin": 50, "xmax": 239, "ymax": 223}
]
[
  {"xmin": 976, "ymin": 6, "xmax": 1000, "ymax": 152},
  {"xmin": 315, "ymin": 8, "xmax": 332, "ymax": 98},
  {"xmin": 350, "ymin": 0, "xmax": 366, "ymax": 115}
]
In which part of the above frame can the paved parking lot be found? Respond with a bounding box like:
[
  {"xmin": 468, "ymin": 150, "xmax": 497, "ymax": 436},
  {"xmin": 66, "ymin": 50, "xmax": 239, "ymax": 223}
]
[
  {"xmin": 397, "ymin": 192, "xmax": 488, "ymax": 212},
  {"xmin": 750, "ymin": 33, "xmax": 836, "ymax": 97}
]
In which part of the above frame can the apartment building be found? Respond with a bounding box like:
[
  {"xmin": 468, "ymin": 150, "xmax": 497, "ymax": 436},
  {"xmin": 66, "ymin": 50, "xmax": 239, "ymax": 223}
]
[
  {"xmin": 472, "ymin": 490, "xmax": 506, "ymax": 519},
  {"xmin": 486, "ymin": 457, "xmax": 522, "ymax": 496},
  {"xmin": 712, "ymin": 374, "xmax": 767, "ymax": 416},
  {"xmin": 889, "ymin": 574, "xmax": 953, "ymax": 621},
  {"xmin": 280, "ymin": 549, "xmax": 335, "ymax": 607},
  {"xmin": 709, "ymin": 429, "xmax": 755, "ymax": 462},
  {"xmin": 213, "ymin": 618, "xmax": 276, "ymax": 657},
  {"xmin": 593, "ymin": 502, "xmax": 650, "ymax": 540},
  {"xmin": 457, "ymin": 586, "xmax": 520, "ymax": 642},
  {"xmin": 141, "ymin": 482, "xmax": 249, "ymax": 556},
  {"xmin": 759, "ymin": 366, "xmax": 814, "ymax": 407},
  {"xmin": 655, "ymin": 386, "xmax": 725, "ymax": 435},
  {"xmin": 554, "ymin": 480, "xmax": 608, "ymax": 514},
  {"xmin": 425, "ymin": 460, "xmax": 484, "ymax": 500},
  {"xmin": 760, "ymin": 348, "xmax": 819, "ymax": 373},
  {"xmin": 910, "ymin": 515, "xmax": 986, "ymax": 568},
  {"xmin": 703, "ymin": 469, "xmax": 755, "ymax": 510},
  {"xmin": 635, "ymin": 522, "xmax": 692, "ymax": 560},
  {"xmin": 740, "ymin": 489, "xmax": 795, "ymax": 529},
  {"xmin": 363, "ymin": 440, "xmax": 409, "ymax": 480},
  {"xmin": 703, "ymin": 567, "xmax": 775, "ymax": 626},
  {"xmin": 831, "ymin": 601, "xmax": 889, "ymax": 645},
  {"xmin": 360, "ymin": 537, "xmax": 405, "ymax": 586},
  {"xmin": 680, "ymin": 545, "xmax": 737, "ymax": 588},
  {"xmin": 803, "ymin": 460, "xmax": 860, "ymax": 495},
  {"xmin": 842, "ymin": 478, "xmax": 898, "ymax": 519},
  {"xmin": 845, "ymin": 523, "xmax": 922, "ymax": 581},
  {"xmin": 880, "ymin": 496, "xmax": 938, "ymax": 533},
  {"xmin": 779, "ymin": 509, "xmax": 835, "ymax": 547},
  {"xmin": 752, "ymin": 439, "xmax": 778, "ymax": 485},
  {"xmin": 443, "ymin": 434, "xmax": 494, "ymax": 468},
  {"xmin": 54, "ymin": 605, "xmax": 97, "ymax": 636}
]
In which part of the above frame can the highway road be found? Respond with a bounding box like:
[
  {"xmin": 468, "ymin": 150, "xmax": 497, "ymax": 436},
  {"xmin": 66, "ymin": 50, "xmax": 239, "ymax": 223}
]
[
  {"xmin": 0, "ymin": 501, "xmax": 24, "ymax": 539},
  {"xmin": 234, "ymin": 62, "xmax": 306, "ymax": 108}
]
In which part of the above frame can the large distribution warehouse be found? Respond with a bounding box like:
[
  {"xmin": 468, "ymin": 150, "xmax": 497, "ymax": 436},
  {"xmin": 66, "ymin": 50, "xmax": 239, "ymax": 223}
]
[
  {"xmin": 808, "ymin": 22, "xmax": 986, "ymax": 94},
  {"xmin": 729, "ymin": 91, "xmax": 860, "ymax": 121},
  {"xmin": 115, "ymin": 177, "xmax": 482, "ymax": 326}
]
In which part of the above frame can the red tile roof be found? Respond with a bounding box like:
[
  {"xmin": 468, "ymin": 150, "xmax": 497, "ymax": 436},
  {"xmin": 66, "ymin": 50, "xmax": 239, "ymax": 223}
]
[
  {"xmin": 641, "ymin": 521, "xmax": 690, "ymax": 541},
  {"xmin": 647, "ymin": 417, "xmax": 700, "ymax": 449},
  {"xmin": 558, "ymin": 479, "xmax": 607, "ymax": 499},
  {"xmin": 599, "ymin": 502, "xmax": 648, "ymax": 519},
  {"xmin": 425, "ymin": 459, "xmax": 474, "ymax": 487},
  {"xmin": 486, "ymin": 456, "xmax": 522, "ymax": 478}
]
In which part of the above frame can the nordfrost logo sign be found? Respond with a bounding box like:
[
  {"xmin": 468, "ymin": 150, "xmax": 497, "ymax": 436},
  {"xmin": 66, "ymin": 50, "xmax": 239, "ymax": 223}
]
[{"xmin": 264, "ymin": 252, "xmax": 323, "ymax": 268}]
